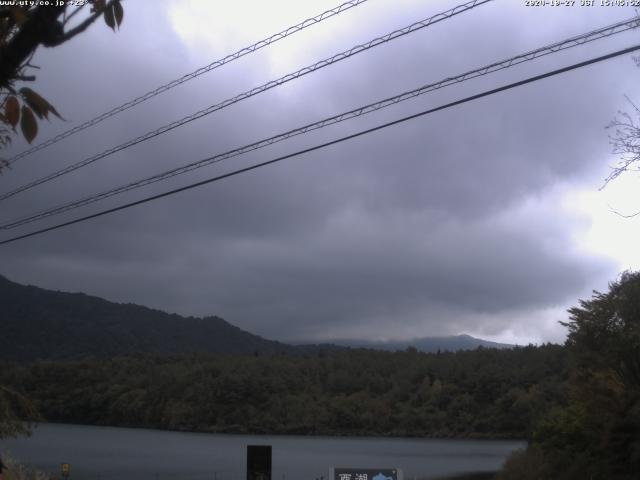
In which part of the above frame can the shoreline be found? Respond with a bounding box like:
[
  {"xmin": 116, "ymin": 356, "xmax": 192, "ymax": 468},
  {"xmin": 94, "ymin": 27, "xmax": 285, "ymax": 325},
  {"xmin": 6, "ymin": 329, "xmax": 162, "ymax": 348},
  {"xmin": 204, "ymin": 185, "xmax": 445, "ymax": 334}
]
[{"xmin": 33, "ymin": 420, "xmax": 527, "ymax": 442}]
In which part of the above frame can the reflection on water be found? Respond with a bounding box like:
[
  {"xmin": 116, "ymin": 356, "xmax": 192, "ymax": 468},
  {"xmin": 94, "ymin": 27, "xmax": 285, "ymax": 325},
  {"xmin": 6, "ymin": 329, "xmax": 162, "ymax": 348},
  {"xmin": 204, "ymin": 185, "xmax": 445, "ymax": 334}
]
[{"xmin": 1, "ymin": 424, "xmax": 524, "ymax": 480}]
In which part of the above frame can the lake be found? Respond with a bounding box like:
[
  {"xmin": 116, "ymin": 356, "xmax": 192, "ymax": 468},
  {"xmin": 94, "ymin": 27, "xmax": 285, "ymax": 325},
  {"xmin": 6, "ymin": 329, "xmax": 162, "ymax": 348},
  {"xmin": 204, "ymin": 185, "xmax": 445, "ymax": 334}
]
[{"xmin": 1, "ymin": 424, "xmax": 525, "ymax": 480}]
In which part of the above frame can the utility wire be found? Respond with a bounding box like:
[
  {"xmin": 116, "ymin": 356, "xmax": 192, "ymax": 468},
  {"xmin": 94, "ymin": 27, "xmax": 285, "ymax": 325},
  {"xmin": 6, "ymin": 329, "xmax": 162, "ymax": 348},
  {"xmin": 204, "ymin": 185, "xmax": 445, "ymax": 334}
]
[
  {"xmin": 6, "ymin": 0, "xmax": 370, "ymax": 165},
  {"xmin": 0, "ymin": 0, "xmax": 492, "ymax": 202},
  {"xmin": 1, "ymin": 44, "xmax": 638, "ymax": 246},
  {"xmin": 2, "ymin": 16, "xmax": 638, "ymax": 230}
]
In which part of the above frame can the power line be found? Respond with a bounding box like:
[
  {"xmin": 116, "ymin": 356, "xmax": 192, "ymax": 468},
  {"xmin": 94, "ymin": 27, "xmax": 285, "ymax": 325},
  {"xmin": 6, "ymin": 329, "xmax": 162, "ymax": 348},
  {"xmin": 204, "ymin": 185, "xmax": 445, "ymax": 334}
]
[
  {"xmin": 1, "ymin": 44, "xmax": 637, "ymax": 247},
  {"xmin": 0, "ymin": 0, "xmax": 493, "ymax": 202},
  {"xmin": 6, "ymin": 0, "xmax": 370, "ymax": 165},
  {"xmin": 2, "ymin": 15, "xmax": 637, "ymax": 230}
]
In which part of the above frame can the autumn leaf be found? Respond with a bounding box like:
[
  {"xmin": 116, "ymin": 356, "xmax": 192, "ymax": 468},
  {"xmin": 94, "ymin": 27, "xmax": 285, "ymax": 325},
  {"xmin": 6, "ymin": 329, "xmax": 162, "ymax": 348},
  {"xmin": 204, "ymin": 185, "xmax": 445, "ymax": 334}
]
[
  {"xmin": 113, "ymin": 1, "xmax": 124, "ymax": 28},
  {"xmin": 19, "ymin": 87, "xmax": 63, "ymax": 120},
  {"xmin": 91, "ymin": 0, "xmax": 106, "ymax": 13},
  {"xmin": 4, "ymin": 96, "xmax": 20, "ymax": 128},
  {"xmin": 47, "ymin": 103, "xmax": 64, "ymax": 121},
  {"xmin": 11, "ymin": 7, "xmax": 28, "ymax": 25},
  {"xmin": 20, "ymin": 88, "xmax": 46, "ymax": 119},
  {"xmin": 104, "ymin": 4, "xmax": 116, "ymax": 31},
  {"xmin": 20, "ymin": 106, "xmax": 38, "ymax": 143}
]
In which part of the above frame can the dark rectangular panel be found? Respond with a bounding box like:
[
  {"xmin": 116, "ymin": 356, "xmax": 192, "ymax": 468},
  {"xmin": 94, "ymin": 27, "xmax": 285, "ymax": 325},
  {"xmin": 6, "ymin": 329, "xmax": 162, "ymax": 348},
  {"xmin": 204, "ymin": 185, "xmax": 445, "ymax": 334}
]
[{"xmin": 247, "ymin": 445, "xmax": 272, "ymax": 480}]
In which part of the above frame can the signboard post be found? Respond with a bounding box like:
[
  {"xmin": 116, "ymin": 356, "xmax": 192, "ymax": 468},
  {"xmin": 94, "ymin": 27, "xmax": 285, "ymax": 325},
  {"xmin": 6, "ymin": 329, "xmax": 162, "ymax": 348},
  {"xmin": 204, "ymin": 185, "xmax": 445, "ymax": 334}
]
[
  {"xmin": 330, "ymin": 468, "xmax": 402, "ymax": 480},
  {"xmin": 247, "ymin": 445, "xmax": 272, "ymax": 480}
]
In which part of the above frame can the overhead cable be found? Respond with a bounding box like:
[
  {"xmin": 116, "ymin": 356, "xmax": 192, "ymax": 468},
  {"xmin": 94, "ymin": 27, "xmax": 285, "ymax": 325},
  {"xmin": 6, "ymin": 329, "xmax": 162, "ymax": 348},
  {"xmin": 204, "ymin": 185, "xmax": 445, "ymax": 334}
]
[
  {"xmin": 0, "ymin": 0, "xmax": 493, "ymax": 202},
  {"xmin": 2, "ymin": 15, "xmax": 638, "ymax": 230},
  {"xmin": 1, "ymin": 44, "xmax": 638, "ymax": 246},
  {"xmin": 6, "ymin": 0, "xmax": 371, "ymax": 165}
]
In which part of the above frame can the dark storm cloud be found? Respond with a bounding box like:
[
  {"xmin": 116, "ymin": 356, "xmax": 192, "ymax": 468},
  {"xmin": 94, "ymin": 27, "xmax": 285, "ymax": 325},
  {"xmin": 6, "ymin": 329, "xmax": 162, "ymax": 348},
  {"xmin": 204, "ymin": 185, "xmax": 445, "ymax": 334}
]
[{"xmin": 0, "ymin": 0, "xmax": 634, "ymax": 343}]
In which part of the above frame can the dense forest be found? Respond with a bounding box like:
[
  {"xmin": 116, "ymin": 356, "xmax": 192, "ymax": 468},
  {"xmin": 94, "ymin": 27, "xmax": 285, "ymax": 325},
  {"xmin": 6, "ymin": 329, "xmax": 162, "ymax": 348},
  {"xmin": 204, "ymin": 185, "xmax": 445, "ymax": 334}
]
[
  {"xmin": 498, "ymin": 271, "xmax": 640, "ymax": 480},
  {"xmin": 1, "ymin": 345, "xmax": 568, "ymax": 439}
]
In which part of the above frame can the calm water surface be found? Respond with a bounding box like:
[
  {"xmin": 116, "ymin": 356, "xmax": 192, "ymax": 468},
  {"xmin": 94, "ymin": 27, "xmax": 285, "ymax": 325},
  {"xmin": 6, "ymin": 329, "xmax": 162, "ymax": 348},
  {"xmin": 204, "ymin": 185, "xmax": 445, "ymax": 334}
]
[{"xmin": 1, "ymin": 424, "xmax": 524, "ymax": 480}]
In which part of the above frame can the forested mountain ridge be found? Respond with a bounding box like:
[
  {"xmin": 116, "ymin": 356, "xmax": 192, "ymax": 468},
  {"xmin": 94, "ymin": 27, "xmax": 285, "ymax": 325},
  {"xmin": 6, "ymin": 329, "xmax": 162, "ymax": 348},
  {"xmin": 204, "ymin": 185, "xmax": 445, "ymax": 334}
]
[
  {"xmin": 0, "ymin": 275, "xmax": 301, "ymax": 360},
  {"xmin": 1, "ymin": 275, "xmax": 508, "ymax": 361}
]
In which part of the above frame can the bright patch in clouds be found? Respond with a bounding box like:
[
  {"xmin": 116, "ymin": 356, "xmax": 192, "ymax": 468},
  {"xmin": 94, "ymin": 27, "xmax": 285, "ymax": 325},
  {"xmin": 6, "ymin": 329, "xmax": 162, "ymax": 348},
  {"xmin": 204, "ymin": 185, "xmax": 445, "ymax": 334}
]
[
  {"xmin": 467, "ymin": 306, "xmax": 571, "ymax": 346},
  {"xmin": 564, "ymin": 174, "xmax": 640, "ymax": 272},
  {"xmin": 166, "ymin": 0, "xmax": 349, "ymax": 72}
]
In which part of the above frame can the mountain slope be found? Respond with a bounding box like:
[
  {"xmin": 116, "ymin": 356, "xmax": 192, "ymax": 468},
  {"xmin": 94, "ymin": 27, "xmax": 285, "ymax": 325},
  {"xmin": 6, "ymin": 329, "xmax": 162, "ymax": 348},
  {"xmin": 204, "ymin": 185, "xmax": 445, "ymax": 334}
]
[{"xmin": 0, "ymin": 275, "xmax": 298, "ymax": 361}]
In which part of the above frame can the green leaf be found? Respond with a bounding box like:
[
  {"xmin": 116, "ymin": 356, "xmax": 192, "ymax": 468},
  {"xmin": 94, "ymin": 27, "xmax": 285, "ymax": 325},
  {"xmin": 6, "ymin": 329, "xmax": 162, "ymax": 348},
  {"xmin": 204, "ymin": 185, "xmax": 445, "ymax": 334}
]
[
  {"xmin": 20, "ymin": 105, "xmax": 38, "ymax": 144},
  {"xmin": 104, "ymin": 5, "xmax": 116, "ymax": 31},
  {"xmin": 4, "ymin": 96, "xmax": 20, "ymax": 127},
  {"xmin": 113, "ymin": 1, "xmax": 124, "ymax": 27}
]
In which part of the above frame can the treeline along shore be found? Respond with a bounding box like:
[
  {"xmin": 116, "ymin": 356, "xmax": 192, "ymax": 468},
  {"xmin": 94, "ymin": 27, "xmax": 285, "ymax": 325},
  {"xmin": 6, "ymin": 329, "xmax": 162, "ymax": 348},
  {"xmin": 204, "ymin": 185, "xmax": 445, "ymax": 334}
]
[{"xmin": 1, "ymin": 344, "xmax": 568, "ymax": 438}]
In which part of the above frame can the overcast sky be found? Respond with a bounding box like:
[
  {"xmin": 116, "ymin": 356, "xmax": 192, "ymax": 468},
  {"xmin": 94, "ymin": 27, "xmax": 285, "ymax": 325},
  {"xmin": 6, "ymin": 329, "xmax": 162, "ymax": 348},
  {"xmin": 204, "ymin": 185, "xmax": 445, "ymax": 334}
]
[{"xmin": 2, "ymin": 0, "xmax": 640, "ymax": 344}]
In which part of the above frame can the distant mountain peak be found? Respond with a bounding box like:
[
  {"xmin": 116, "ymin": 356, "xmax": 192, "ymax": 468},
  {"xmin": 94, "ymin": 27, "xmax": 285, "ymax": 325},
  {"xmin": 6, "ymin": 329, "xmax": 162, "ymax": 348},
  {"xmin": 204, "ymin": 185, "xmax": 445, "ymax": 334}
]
[{"xmin": 299, "ymin": 334, "xmax": 513, "ymax": 353}]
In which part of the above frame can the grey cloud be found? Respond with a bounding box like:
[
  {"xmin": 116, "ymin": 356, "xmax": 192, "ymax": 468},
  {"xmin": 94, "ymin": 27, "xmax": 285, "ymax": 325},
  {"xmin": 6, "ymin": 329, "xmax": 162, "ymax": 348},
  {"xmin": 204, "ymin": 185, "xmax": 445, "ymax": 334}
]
[{"xmin": 0, "ymin": 0, "xmax": 633, "ymax": 343}]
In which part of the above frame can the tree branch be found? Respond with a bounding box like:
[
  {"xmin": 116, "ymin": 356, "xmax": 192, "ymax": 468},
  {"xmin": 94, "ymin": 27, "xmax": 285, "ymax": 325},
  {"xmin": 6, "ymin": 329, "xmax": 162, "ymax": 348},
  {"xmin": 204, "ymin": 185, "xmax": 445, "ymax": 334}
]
[
  {"xmin": 0, "ymin": 5, "xmax": 64, "ymax": 88},
  {"xmin": 0, "ymin": 1, "xmax": 117, "ymax": 87},
  {"xmin": 62, "ymin": 4, "xmax": 85, "ymax": 27},
  {"xmin": 50, "ymin": 0, "xmax": 116, "ymax": 46},
  {"xmin": 608, "ymin": 204, "xmax": 640, "ymax": 219}
]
